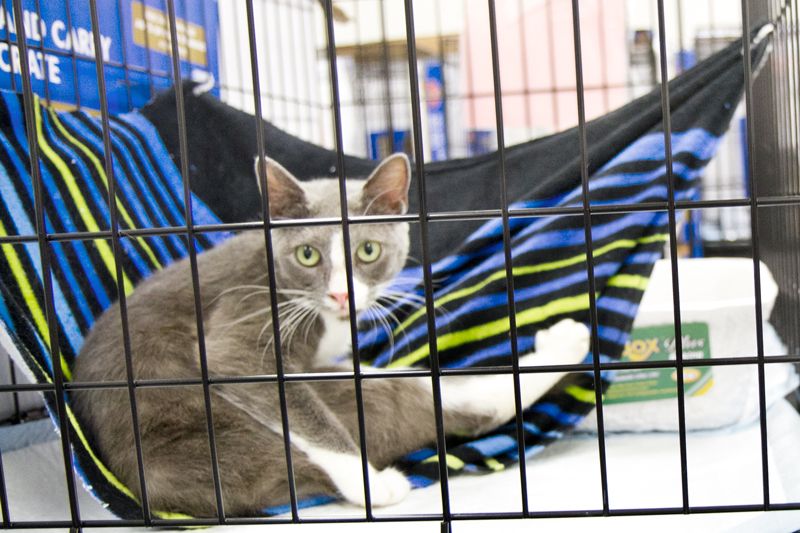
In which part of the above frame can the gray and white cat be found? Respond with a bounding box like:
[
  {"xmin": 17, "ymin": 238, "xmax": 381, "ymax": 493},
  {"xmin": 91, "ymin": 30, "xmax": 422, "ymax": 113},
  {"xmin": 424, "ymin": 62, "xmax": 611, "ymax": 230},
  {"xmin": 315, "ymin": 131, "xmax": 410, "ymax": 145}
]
[{"xmin": 72, "ymin": 154, "xmax": 590, "ymax": 517}]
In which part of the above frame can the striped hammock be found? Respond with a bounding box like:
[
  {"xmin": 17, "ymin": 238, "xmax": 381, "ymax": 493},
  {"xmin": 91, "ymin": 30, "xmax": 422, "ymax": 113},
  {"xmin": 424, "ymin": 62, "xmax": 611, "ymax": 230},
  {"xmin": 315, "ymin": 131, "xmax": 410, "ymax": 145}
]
[{"xmin": 0, "ymin": 31, "xmax": 768, "ymax": 519}]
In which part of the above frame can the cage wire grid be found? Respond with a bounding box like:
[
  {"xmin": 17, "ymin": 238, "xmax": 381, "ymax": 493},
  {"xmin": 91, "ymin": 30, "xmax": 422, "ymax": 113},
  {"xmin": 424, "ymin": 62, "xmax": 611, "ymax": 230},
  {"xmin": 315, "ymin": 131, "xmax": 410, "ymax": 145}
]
[{"xmin": 0, "ymin": 0, "xmax": 797, "ymax": 529}]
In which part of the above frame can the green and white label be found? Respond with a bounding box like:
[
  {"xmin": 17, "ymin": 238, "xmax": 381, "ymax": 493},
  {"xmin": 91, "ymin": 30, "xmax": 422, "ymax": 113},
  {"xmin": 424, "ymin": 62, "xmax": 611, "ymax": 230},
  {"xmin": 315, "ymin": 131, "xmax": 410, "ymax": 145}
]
[{"xmin": 604, "ymin": 322, "xmax": 713, "ymax": 404}]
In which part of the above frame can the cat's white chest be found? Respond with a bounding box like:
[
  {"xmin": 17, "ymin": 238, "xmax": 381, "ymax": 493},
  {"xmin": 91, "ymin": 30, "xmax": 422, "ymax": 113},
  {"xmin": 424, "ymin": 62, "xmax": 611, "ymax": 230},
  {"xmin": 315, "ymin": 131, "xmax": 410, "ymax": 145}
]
[{"xmin": 314, "ymin": 313, "xmax": 353, "ymax": 367}]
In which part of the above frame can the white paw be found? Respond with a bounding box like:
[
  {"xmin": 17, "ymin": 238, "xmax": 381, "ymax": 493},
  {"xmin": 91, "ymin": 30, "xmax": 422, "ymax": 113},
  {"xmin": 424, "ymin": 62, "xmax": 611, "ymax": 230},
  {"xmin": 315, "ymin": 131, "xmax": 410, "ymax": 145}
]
[
  {"xmin": 368, "ymin": 466, "xmax": 411, "ymax": 507},
  {"xmin": 532, "ymin": 318, "xmax": 590, "ymax": 365},
  {"xmin": 343, "ymin": 465, "xmax": 411, "ymax": 508}
]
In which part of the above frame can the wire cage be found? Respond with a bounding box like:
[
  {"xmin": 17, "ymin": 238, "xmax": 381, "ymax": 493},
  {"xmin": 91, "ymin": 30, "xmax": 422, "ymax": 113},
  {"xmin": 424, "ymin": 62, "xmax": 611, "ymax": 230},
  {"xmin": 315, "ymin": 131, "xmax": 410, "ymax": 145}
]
[{"xmin": 0, "ymin": 0, "xmax": 798, "ymax": 530}]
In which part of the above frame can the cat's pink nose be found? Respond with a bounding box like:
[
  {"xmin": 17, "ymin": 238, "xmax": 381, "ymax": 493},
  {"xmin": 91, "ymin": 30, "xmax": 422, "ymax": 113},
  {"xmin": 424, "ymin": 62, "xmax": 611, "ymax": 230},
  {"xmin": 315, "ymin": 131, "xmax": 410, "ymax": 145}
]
[{"xmin": 328, "ymin": 292, "xmax": 349, "ymax": 308}]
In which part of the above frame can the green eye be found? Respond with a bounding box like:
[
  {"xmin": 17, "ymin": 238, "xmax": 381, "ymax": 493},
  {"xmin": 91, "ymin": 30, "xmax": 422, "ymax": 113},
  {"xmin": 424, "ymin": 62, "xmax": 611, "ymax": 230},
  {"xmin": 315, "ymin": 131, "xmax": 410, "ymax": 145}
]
[
  {"xmin": 295, "ymin": 245, "xmax": 321, "ymax": 267},
  {"xmin": 356, "ymin": 241, "xmax": 382, "ymax": 263}
]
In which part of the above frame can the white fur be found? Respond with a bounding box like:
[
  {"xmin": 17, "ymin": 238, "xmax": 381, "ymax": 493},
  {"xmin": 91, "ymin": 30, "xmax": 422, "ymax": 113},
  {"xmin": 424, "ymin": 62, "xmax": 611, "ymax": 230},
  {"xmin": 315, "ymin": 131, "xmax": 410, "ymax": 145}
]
[
  {"xmin": 440, "ymin": 319, "xmax": 590, "ymax": 426},
  {"xmin": 315, "ymin": 313, "xmax": 353, "ymax": 366},
  {"xmin": 289, "ymin": 432, "xmax": 411, "ymax": 507},
  {"xmin": 326, "ymin": 232, "xmax": 370, "ymax": 311},
  {"xmin": 315, "ymin": 231, "xmax": 370, "ymax": 367}
]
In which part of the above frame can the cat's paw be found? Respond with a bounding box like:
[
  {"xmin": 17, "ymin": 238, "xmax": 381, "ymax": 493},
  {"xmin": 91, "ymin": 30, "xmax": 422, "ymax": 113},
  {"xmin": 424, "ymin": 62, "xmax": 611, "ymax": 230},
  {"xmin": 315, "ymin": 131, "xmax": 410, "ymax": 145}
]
[
  {"xmin": 533, "ymin": 318, "xmax": 590, "ymax": 364},
  {"xmin": 341, "ymin": 464, "xmax": 411, "ymax": 508},
  {"xmin": 368, "ymin": 466, "xmax": 411, "ymax": 507}
]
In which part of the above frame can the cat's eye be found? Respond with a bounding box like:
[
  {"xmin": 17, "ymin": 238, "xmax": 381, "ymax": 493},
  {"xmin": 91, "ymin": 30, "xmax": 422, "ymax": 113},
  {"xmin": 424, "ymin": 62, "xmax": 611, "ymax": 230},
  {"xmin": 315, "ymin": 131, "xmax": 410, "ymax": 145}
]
[
  {"xmin": 295, "ymin": 245, "xmax": 321, "ymax": 267},
  {"xmin": 356, "ymin": 241, "xmax": 382, "ymax": 263}
]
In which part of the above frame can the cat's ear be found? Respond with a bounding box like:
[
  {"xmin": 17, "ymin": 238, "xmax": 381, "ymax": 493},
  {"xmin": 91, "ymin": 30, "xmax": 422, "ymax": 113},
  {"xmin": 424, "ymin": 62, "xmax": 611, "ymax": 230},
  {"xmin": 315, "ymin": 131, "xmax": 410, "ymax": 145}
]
[
  {"xmin": 254, "ymin": 156, "xmax": 308, "ymax": 218},
  {"xmin": 361, "ymin": 153, "xmax": 411, "ymax": 215}
]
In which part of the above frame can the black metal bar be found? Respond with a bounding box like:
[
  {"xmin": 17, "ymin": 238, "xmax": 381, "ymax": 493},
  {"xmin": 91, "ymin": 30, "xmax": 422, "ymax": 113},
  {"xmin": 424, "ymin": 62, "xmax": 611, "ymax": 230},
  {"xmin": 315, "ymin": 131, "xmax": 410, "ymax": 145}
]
[
  {"xmin": 1, "ymin": 0, "xmax": 16, "ymax": 93},
  {"xmin": 7, "ymin": 361, "xmax": 19, "ymax": 424},
  {"xmin": 791, "ymin": 0, "xmax": 800, "ymax": 194},
  {"xmin": 87, "ymin": 0, "xmax": 151, "ymax": 522},
  {"xmin": 9, "ymin": 193, "xmax": 800, "ymax": 247},
  {"xmin": 596, "ymin": 0, "xmax": 610, "ymax": 112},
  {"xmin": 232, "ymin": 1, "xmax": 248, "ymax": 110},
  {"xmin": 244, "ymin": 0, "xmax": 301, "ymax": 520},
  {"xmin": 269, "ymin": 0, "xmax": 290, "ymax": 128},
  {"xmin": 5, "ymin": 498, "xmax": 800, "ymax": 530},
  {"xmin": 378, "ymin": 0, "xmax": 395, "ymax": 147},
  {"xmin": 486, "ymin": 0, "xmax": 530, "ymax": 516},
  {"xmin": 781, "ymin": 2, "xmax": 799, "ymax": 213},
  {"xmin": 402, "ymin": 0, "xmax": 453, "ymax": 519},
  {"xmin": 305, "ymin": 0, "xmax": 327, "ymax": 146},
  {"xmin": 546, "ymin": 0, "xmax": 561, "ymax": 130},
  {"xmin": 675, "ymin": 0, "xmax": 686, "ymax": 71},
  {"xmin": 164, "ymin": 0, "xmax": 226, "ymax": 520},
  {"xmin": 333, "ymin": 81, "xmax": 659, "ymax": 108},
  {"xmin": 655, "ymin": 0, "xmax": 690, "ymax": 511},
  {"xmin": 353, "ymin": 0, "xmax": 371, "ymax": 156},
  {"xmin": 461, "ymin": 0, "xmax": 478, "ymax": 152},
  {"xmin": 285, "ymin": 0, "xmax": 305, "ymax": 138},
  {"xmin": 320, "ymin": 0, "xmax": 377, "ymax": 516},
  {"xmin": 740, "ymin": 0, "xmax": 770, "ymax": 509},
  {"xmin": 0, "ymin": 352, "xmax": 793, "ymax": 396},
  {"xmin": 780, "ymin": 0, "xmax": 800, "ymax": 349},
  {"xmin": 0, "ymin": 381, "xmax": 13, "ymax": 525},
  {"xmin": 139, "ymin": 0, "xmax": 156, "ymax": 99},
  {"xmin": 434, "ymin": 0, "xmax": 451, "ymax": 157},
  {"xmin": 789, "ymin": 0, "xmax": 800, "ymax": 352},
  {"xmin": 569, "ymin": 0, "xmax": 610, "ymax": 513},
  {"xmin": 767, "ymin": 0, "xmax": 791, "ymax": 355},
  {"xmin": 31, "ymin": 0, "xmax": 50, "ymax": 107},
  {"xmin": 517, "ymin": 0, "xmax": 534, "ymax": 138},
  {"xmin": 114, "ymin": 0, "xmax": 134, "ymax": 110},
  {"xmin": 62, "ymin": 0, "xmax": 81, "ymax": 109},
  {"xmin": 9, "ymin": 0, "xmax": 82, "ymax": 526},
  {"xmin": 294, "ymin": 0, "xmax": 315, "ymax": 142},
  {"xmin": 0, "ymin": 430, "xmax": 9, "ymax": 526},
  {"xmin": 789, "ymin": 0, "xmax": 800, "ymax": 348}
]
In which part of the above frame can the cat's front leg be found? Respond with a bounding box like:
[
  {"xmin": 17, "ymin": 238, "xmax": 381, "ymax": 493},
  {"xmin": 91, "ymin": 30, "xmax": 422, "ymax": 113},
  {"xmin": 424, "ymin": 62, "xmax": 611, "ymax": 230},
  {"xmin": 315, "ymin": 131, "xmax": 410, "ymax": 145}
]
[
  {"xmin": 439, "ymin": 318, "xmax": 590, "ymax": 432},
  {"xmin": 289, "ymin": 434, "xmax": 411, "ymax": 507}
]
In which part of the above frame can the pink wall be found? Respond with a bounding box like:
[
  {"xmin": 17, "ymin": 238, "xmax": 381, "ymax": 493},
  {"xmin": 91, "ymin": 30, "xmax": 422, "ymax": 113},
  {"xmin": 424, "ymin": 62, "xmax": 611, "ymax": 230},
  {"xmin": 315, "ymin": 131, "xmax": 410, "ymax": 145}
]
[{"xmin": 460, "ymin": 0, "xmax": 629, "ymax": 135}]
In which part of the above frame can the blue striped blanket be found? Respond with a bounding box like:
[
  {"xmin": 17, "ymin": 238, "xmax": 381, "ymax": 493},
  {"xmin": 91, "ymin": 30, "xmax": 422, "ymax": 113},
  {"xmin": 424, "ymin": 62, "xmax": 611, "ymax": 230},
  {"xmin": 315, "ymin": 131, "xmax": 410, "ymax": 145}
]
[{"xmin": 0, "ymin": 31, "xmax": 768, "ymax": 519}]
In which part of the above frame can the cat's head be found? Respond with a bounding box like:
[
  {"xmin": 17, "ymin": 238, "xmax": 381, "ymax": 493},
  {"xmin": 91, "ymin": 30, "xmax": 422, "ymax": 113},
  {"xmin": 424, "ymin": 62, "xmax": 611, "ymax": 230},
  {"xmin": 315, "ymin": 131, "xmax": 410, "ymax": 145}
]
[{"xmin": 254, "ymin": 154, "xmax": 411, "ymax": 322}]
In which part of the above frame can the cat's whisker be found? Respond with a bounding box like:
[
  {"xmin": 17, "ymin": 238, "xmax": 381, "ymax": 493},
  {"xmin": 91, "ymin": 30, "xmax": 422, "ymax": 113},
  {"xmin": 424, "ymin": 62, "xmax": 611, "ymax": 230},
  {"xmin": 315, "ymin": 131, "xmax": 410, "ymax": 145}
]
[
  {"xmin": 294, "ymin": 308, "xmax": 319, "ymax": 353},
  {"xmin": 217, "ymin": 307, "xmax": 271, "ymax": 328},
  {"xmin": 220, "ymin": 297, "xmax": 305, "ymax": 331},
  {"xmin": 391, "ymin": 263, "xmax": 448, "ymax": 286},
  {"xmin": 371, "ymin": 300, "xmax": 402, "ymax": 329},
  {"xmin": 379, "ymin": 290, "xmax": 427, "ymax": 306},
  {"xmin": 384, "ymin": 276, "xmax": 425, "ymax": 289},
  {"xmin": 208, "ymin": 283, "xmax": 270, "ymax": 306},
  {"xmin": 363, "ymin": 307, "xmax": 395, "ymax": 361},
  {"xmin": 275, "ymin": 288, "xmax": 317, "ymax": 298},
  {"xmin": 377, "ymin": 290, "xmax": 454, "ymax": 326},
  {"xmin": 275, "ymin": 302, "xmax": 317, "ymax": 350},
  {"xmin": 256, "ymin": 300, "xmax": 314, "ymax": 350},
  {"xmin": 237, "ymin": 289, "xmax": 271, "ymax": 306}
]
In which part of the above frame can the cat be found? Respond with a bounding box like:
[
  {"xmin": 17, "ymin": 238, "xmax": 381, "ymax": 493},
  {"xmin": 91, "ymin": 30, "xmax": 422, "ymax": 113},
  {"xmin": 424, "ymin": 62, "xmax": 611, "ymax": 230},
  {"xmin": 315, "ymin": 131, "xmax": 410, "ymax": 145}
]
[{"xmin": 72, "ymin": 153, "xmax": 590, "ymax": 517}]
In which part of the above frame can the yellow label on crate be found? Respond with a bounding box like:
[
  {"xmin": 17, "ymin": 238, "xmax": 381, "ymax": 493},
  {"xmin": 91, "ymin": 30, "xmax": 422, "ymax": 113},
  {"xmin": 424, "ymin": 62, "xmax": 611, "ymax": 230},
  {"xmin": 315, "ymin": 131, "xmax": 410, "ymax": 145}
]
[
  {"xmin": 131, "ymin": 1, "xmax": 208, "ymax": 67},
  {"xmin": 604, "ymin": 322, "xmax": 713, "ymax": 404}
]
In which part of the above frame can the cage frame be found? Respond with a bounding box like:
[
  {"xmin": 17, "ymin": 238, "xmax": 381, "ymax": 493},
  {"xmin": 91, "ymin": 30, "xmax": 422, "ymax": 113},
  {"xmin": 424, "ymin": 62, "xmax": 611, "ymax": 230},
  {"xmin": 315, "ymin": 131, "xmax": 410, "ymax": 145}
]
[{"xmin": 0, "ymin": 0, "xmax": 797, "ymax": 530}]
